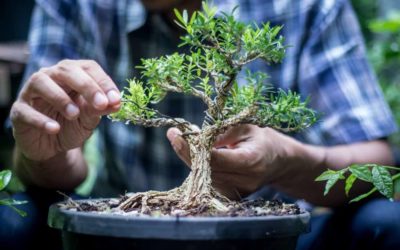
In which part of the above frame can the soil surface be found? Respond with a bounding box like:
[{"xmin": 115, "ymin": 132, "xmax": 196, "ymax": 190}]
[{"xmin": 59, "ymin": 196, "xmax": 301, "ymax": 217}]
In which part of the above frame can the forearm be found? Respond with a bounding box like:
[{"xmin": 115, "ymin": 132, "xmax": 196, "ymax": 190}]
[
  {"xmin": 270, "ymin": 139, "xmax": 394, "ymax": 207},
  {"xmin": 13, "ymin": 147, "xmax": 88, "ymax": 190}
]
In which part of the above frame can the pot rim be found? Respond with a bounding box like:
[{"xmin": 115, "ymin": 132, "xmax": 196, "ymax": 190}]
[{"xmin": 48, "ymin": 200, "xmax": 310, "ymax": 240}]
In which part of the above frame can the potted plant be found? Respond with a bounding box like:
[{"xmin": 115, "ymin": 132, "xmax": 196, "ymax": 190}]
[{"xmin": 48, "ymin": 3, "xmax": 316, "ymax": 250}]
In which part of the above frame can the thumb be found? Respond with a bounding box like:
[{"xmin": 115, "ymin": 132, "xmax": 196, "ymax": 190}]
[
  {"xmin": 166, "ymin": 127, "xmax": 191, "ymax": 166},
  {"xmin": 166, "ymin": 127, "xmax": 182, "ymax": 142}
]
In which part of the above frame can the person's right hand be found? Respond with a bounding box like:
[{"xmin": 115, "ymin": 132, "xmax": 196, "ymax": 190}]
[{"xmin": 10, "ymin": 59, "xmax": 121, "ymax": 162}]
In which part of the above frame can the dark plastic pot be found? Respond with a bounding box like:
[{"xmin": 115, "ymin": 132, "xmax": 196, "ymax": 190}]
[{"xmin": 48, "ymin": 199, "xmax": 310, "ymax": 250}]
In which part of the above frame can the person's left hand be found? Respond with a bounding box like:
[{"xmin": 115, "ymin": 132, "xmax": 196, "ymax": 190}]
[{"xmin": 166, "ymin": 124, "xmax": 299, "ymax": 199}]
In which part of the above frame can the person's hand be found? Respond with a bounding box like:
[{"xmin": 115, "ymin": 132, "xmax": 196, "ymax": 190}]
[
  {"xmin": 167, "ymin": 125, "xmax": 299, "ymax": 199},
  {"xmin": 10, "ymin": 60, "xmax": 121, "ymax": 162}
]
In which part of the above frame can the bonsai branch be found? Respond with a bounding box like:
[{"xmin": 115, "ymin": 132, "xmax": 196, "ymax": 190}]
[
  {"xmin": 160, "ymin": 77, "xmax": 213, "ymax": 108},
  {"xmin": 211, "ymin": 105, "xmax": 258, "ymax": 133},
  {"xmin": 120, "ymin": 99, "xmax": 193, "ymax": 132}
]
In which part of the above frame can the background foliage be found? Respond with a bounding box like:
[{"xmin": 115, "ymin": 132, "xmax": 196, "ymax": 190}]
[{"xmin": 352, "ymin": 0, "xmax": 400, "ymax": 145}]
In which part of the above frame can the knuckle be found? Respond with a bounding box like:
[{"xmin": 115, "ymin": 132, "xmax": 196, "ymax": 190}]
[
  {"xmin": 52, "ymin": 92, "xmax": 70, "ymax": 106},
  {"xmin": 29, "ymin": 71, "xmax": 44, "ymax": 84},
  {"xmin": 56, "ymin": 59, "xmax": 77, "ymax": 73},
  {"xmin": 38, "ymin": 67, "xmax": 50, "ymax": 74},
  {"xmin": 97, "ymin": 76, "xmax": 112, "ymax": 87},
  {"xmin": 56, "ymin": 61, "xmax": 71, "ymax": 72},
  {"xmin": 10, "ymin": 103, "xmax": 23, "ymax": 123},
  {"xmin": 79, "ymin": 78, "xmax": 95, "ymax": 92},
  {"xmin": 59, "ymin": 59, "xmax": 74, "ymax": 66},
  {"xmin": 81, "ymin": 59, "xmax": 99, "ymax": 70},
  {"xmin": 25, "ymin": 72, "xmax": 45, "ymax": 94}
]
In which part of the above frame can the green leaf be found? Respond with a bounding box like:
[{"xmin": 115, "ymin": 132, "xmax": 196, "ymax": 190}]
[
  {"xmin": 350, "ymin": 187, "xmax": 377, "ymax": 203},
  {"xmin": 349, "ymin": 164, "xmax": 373, "ymax": 182},
  {"xmin": 174, "ymin": 8, "xmax": 185, "ymax": 26},
  {"xmin": 345, "ymin": 174, "xmax": 357, "ymax": 196},
  {"xmin": 0, "ymin": 198, "xmax": 28, "ymax": 206},
  {"xmin": 315, "ymin": 169, "xmax": 343, "ymax": 181},
  {"xmin": 189, "ymin": 11, "xmax": 197, "ymax": 26},
  {"xmin": 315, "ymin": 169, "xmax": 346, "ymax": 196},
  {"xmin": 371, "ymin": 166, "xmax": 393, "ymax": 199},
  {"xmin": 349, "ymin": 188, "xmax": 376, "ymax": 203},
  {"xmin": 369, "ymin": 19, "xmax": 400, "ymax": 33},
  {"xmin": 0, "ymin": 170, "xmax": 12, "ymax": 191},
  {"xmin": 182, "ymin": 10, "xmax": 189, "ymax": 25},
  {"xmin": 323, "ymin": 174, "xmax": 342, "ymax": 196},
  {"xmin": 0, "ymin": 198, "xmax": 28, "ymax": 217},
  {"xmin": 12, "ymin": 207, "xmax": 27, "ymax": 217}
]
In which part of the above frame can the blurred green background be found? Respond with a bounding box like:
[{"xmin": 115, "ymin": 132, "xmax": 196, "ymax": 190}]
[
  {"xmin": 0, "ymin": 0, "xmax": 399, "ymax": 196},
  {"xmin": 352, "ymin": 0, "xmax": 400, "ymax": 146}
]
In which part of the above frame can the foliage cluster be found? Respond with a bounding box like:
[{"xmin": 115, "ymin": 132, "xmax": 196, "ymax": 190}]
[
  {"xmin": 317, "ymin": 164, "xmax": 400, "ymax": 202},
  {"xmin": 111, "ymin": 2, "xmax": 316, "ymax": 134}
]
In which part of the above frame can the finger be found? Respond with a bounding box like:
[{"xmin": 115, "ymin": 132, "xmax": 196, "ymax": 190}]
[
  {"xmin": 166, "ymin": 128, "xmax": 191, "ymax": 167},
  {"xmin": 21, "ymin": 72, "xmax": 80, "ymax": 120},
  {"xmin": 78, "ymin": 60, "xmax": 121, "ymax": 106},
  {"xmin": 48, "ymin": 60, "xmax": 109, "ymax": 110},
  {"xmin": 214, "ymin": 125, "xmax": 252, "ymax": 148},
  {"xmin": 10, "ymin": 102, "xmax": 60, "ymax": 134},
  {"xmin": 166, "ymin": 127, "xmax": 182, "ymax": 141},
  {"xmin": 75, "ymin": 95, "xmax": 120, "ymax": 118}
]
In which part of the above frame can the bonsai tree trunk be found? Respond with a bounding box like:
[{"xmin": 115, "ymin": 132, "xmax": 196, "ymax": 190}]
[{"xmin": 183, "ymin": 131, "xmax": 215, "ymax": 205}]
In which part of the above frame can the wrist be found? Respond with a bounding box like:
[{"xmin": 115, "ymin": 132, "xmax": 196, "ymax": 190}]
[
  {"xmin": 268, "ymin": 135, "xmax": 327, "ymax": 187},
  {"xmin": 13, "ymin": 147, "xmax": 87, "ymax": 189}
]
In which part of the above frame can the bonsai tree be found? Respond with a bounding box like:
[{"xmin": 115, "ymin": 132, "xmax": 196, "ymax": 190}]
[
  {"xmin": 110, "ymin": 2, "xmax": 316, "ymax": 216},
  {"xmin": 0, "ymin": 170, "xmax": 27, "ymax": 216}
]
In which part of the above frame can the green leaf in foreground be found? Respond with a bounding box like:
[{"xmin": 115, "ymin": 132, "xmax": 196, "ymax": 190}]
[
  {"xmin": 0, "ymin": 170, "xmax": 12, "ymax": 191},
  {"xmin": 349, "ymin": 164, "xmax": 373, "ymax": 182},
  {"xmin": 315, "ymin": 170, "xmax": 345, "ymax": 196},
  {"xmin": 371, "ymin": 165, "xmax": 393, "ymax": 199},
  {"xmin": 316, "ymin": 164, "xmax": 400, "ymax": 203},
  {"xmin": 0, "ymin": 170, "xmax": 28, "ymax": 216},
  {"xmin": 0, "ymin": 199, "xmax": 28, "ymax": 217},
  {"xmin": 350, "ymin": 187, "xmax": 377, "ymax": 203},
  {"xmin": 345, "ymin": 174, "xmax": 357, "ymax": 196}
]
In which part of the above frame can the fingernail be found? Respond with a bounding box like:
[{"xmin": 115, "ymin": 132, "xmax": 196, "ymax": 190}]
[
  {"xmin": 107, "ymin": 90, "xmax": 120, "ymax": 104},
  {"xmin": 94, "ymin": 92, "xmax": 108, "ymax": 109},
  {"xmin": 45, "ymin": 121, "xmax": 59, "ymax": 132},
  {"xmin": 65, "ymin": 103, "xmax": 79, "ymax": 117}
]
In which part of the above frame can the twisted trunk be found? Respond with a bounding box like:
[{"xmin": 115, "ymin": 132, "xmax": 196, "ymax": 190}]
[
  {"xmin": 117, "ymin": 128, "xmax": 230, "ymax": 214},
  {"xmin": 183, "ymin": 130, "xmax": 214, "ymax": 205}
]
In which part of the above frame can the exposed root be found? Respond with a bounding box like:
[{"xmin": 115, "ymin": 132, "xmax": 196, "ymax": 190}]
[
  {"xmin": 113, "ymin": 131, "xmax": 235, "ymax": 216},
  {"xmin": 116, "ymin": 185, "xmax": 233, "ymax": 216}
]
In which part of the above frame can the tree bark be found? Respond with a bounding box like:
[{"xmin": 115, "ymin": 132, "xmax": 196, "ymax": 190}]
[{"xmin": 183, "ymin": 131, "xmax": 214, "ymax": 205}]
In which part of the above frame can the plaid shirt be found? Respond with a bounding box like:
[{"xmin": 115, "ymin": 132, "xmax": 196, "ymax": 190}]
[{"xmin": 24, "ymin": 0, "xmax": 397, "ymax": 197}]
